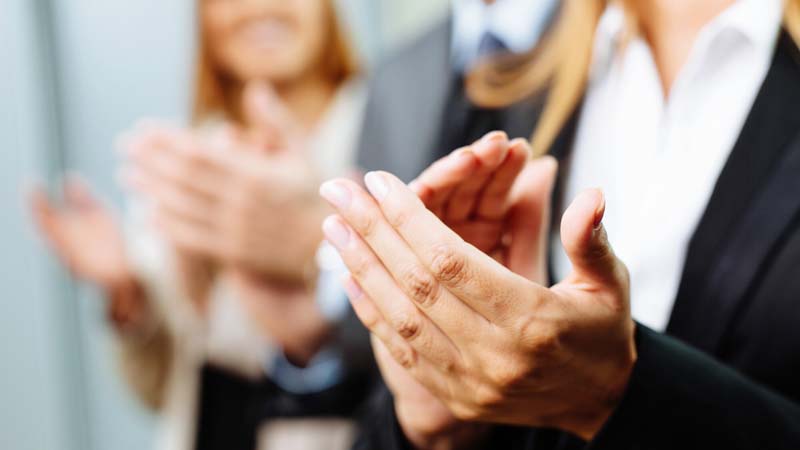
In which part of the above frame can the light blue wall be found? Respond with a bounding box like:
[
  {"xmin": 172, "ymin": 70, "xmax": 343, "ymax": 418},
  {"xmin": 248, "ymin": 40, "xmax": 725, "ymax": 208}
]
[
  {"xmin": 0, "ymin": 1, "xmax": 87, "ymax": 449},
  {"xmin": 0, "ymin": 1, "xmax": 447, "ymax": 449}
]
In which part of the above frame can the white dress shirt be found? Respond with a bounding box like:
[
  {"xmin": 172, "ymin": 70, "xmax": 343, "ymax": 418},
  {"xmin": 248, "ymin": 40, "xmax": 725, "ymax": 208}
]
[
  {"xmin": 451, "ymin": 0, "xmax": 557, "ymax": 71},
  {"xmin": 552, "ymin": 0, "xmax": 783, "ymax": 332}
]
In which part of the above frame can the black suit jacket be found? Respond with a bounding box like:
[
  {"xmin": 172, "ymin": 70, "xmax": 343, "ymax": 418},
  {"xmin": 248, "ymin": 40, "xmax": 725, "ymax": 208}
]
[{"xmin": 354, "ymin": 30, "xmax": 800, "ymax": 450}]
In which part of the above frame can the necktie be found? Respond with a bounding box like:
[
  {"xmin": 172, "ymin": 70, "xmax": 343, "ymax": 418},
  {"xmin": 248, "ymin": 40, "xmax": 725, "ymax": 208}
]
[
  {"xmin": 477, "ymin": 31, "xmax": 510, "ymax": 60},
  {"xmin": 435, "ymin": 31, "xmax": 511, "ymax": 161}
]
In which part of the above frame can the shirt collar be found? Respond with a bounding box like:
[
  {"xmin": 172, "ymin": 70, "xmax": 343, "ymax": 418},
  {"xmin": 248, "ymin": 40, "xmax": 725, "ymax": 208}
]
[
  {"xmin": 592, "ymin": 0, "xmax": 784, "ymax": 79},
  {"xmin": 451, "ymin": 0, "xmax": 558, "ymax": 71}
]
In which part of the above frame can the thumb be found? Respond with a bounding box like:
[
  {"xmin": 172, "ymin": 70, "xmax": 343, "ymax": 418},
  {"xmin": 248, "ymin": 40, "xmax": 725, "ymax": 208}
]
[
  {"xmin": 507, "ymin": 155, "xmax": 558, "ymax": 283},
  {"xmin": 242, "ymin": 81, "xmax": 295, "ymax": 153},
  {"xmin": 560, "ymin": 189, "xmax": 626, "ymax": 288}
]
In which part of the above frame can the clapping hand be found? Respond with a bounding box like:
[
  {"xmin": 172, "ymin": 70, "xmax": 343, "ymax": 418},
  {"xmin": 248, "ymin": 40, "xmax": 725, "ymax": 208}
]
[
  {"xmin": 320, "ymin": 147, "xmax": 636, "ymax": 442},
  {"xmin": 120, "ymin": 82, "xmax": 327, "ymax": 284}
]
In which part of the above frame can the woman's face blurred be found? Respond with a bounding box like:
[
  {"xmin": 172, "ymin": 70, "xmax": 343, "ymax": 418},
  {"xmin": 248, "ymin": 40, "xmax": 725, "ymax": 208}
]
[{"xmin": 203, "ymin": 0, "xmax": 330, "ymax": 84}]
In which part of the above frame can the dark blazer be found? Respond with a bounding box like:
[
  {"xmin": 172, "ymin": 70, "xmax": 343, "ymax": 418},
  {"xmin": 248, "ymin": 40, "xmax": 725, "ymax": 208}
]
[
  {"xmin": 354, "ymin": 30, "xmax": 800, "ymax": 450},
  {"xmin": 356, "ymin": 18, "xmax": 543, "ymax": 180}
]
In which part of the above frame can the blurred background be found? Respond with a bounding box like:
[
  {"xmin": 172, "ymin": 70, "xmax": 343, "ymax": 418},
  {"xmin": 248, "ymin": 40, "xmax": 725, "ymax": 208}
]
[{"xmin": 0, "ymin": 1, "xmax": 448, "ymax": 448}]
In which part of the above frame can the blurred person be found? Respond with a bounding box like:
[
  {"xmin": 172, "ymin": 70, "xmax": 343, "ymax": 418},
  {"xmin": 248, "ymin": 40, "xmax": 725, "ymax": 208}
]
[
  {"xmin": 30, "ymin": 1, "xmax": 371, "ymax": 450},
  {"xmin": 320, "ymin": 0, "xmax": 800, "ymax": 449},
  {"xmin": 358, "ymin": 0, "xmax": 558, "ymax": 182}
]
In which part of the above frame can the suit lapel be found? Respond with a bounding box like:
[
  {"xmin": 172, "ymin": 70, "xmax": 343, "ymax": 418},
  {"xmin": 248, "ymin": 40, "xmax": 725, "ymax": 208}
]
[{"xmin": 666, "ymin": 32, "xmax": 800, "ymax": 352}]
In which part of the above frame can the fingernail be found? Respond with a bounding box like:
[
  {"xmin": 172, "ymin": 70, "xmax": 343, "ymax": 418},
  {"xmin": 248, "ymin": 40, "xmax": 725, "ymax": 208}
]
[
  {"xmin": 342, "ymin": 275, "xmax": 363, "ymax": 300},
  {"xmin": 481, "ymin": 130, "xmax": 507, "ymax": 143},
  {"xmin": 364, "ymin": 172, "xmax": 389, "ymax": 202},
  {"xmin": 593, "ymin": 189, "xmax": 606, "ymax": 229},
  {"xmin": 322, "ymin": 216, "xmax": 351, "ymax": 248},
  {"xmin": 319, "ymin": 181, "xmax": 352, "ymax": 209}
]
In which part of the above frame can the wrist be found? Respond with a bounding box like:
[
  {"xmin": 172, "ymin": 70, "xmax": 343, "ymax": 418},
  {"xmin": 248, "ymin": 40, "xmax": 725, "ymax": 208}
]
[
  {"xmin": 561, "ymin": 320, "xmax": 638, "ymax": 441},
  {"xmin": 396, "ymin": 402, "xmax": 489, "ymax": 450},
  {"xmin": 105, "ymin": 276, "xmax": 150, "ymax": 333}
]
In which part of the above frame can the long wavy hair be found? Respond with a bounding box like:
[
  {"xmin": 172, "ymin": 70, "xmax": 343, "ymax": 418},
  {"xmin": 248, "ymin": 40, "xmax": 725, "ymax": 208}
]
[
  {"xmin": 191, "ymin": 0, "xmax": 359, "ymax": 124},
  {"xmin": 467, "ymin": 0, "xmax": 800, "ymax": 155}
]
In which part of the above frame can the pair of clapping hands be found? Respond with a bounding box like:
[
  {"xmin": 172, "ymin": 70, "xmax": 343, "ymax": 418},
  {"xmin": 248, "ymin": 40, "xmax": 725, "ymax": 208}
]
[
  {"xmin": 319, "ymin": 132, "xmax": 638, "ymax": 447},
  {"xmin": 120, "ymin": 82, "xmax": 324, "ymax": 285},
  {"xmin": 31, "ymin": 83, "xmax": 333, "ymax": 361}
]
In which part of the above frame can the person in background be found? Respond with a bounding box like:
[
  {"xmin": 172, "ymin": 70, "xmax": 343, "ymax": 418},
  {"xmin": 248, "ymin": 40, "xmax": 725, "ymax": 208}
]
[
  {"xmin": 330, "ymin": 0, "xmax": 800, "ymax": 449},
  {"xmin": 29, "ymin": 1, "xmax": 372, "ymax": 449},
  {"xmin": 357, "ymin": 0, "xmax": 558, "ymax": 182}
]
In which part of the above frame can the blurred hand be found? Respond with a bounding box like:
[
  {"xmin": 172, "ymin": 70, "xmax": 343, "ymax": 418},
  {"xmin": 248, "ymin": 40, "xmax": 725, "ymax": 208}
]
[
  {"xmin": 120, "ymin": 86, "xmax": 327, "ymax": 283},
  {"xmin": 410, "ymin": 131, "xmax": 557, "ymax": 283},
  {"xmin": 321, "ymin": 171, "xmax": 636, "ymax": 442},
  {"xmin": 29, "ymin": 176, "xmax": 147, "ymax": 327},
  {"xmin": 30, "ymin": 176, "xmax": 131, "ymax": 288}
]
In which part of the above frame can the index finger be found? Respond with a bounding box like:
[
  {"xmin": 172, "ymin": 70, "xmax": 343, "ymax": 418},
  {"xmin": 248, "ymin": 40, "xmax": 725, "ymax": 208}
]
[{"xmin": 362, "ymin": 171, "xmax": 543, "ymax": 324}]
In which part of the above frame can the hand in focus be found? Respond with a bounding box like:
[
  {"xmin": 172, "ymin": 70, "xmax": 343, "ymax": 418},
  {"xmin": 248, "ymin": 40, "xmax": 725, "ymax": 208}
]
[
  {"xmin": 410, "ymin": 131, "xmax": 557, "ymax": 283},
  {"xmin": 320, "ymin": 172, "xmax": 636, "ymax": 442},
  {"xmin": 120, "ymin": 84, "xmax": 326, "ymax": 283},
  {"xmin": 29, "ymin": 177, "xmax": 146, "ymax": 326}
]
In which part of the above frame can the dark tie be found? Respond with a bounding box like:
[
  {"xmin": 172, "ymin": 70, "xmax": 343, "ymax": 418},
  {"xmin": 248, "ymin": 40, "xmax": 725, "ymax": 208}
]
[
  {"xmin": 477, "ymin": 31, "xmax": 510, "ymax": 59},
  {"xmin": 434, "ymin": 32, "xmax": 511, "ymax": 161}
]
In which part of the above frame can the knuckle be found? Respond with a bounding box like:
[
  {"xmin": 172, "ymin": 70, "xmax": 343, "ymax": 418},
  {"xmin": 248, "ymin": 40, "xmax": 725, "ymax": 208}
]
[
  {"xmin": 429, "ymin": 244, "xmax": 467, "ymax": 284},
  {"xmin": 487, "ymin": 359, "xmax": 529, "ymax": 388},
  {"xmin": 355, "ymin": 306, "xmax": 381, "ymax": 330},
  {"xmin": 401, "ymin": 266, "xmax": 440, "ymax": 308},
  {"xmin": 355, "ymin": 211, "xmax": 379, "ymax": 238},
  {"xmin": 519, "ymin": 321, "xmax": 561, "ymax": 357},
  {"xmin": 349, "ymin": 255, "xmax": 373, "ymax": 280},
  {"xmin": 473, "ymin": 384, "xmax": 504, "ymax": 410},
  {"xmin": 450, "ymin": 403, "xmax": 480, "ymax": 421},
  {"xmin": 386, "ymin": 208, "xmax": 411, "ymax": 229},
  {"xmin": 392, "ymin": 312, "xmax": 423, "ymax": 341},
  {"xmin": 389, "ymin": 344, "xmax": 417, "ymax": 369}
]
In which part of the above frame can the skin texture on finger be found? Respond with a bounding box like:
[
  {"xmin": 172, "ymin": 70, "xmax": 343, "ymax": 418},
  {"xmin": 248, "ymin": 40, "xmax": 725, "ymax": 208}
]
[
  {"xmin": 321, "ymin": 214, "xmax": 463, "ymax": 365},
  {"xmin": 475, "ymin": 138, "xmax": 532, "ymax": 221},
  {"xmin": 342, "ymin": 275, "xmax": 459, "ymax": 407},
  {"xmin": 364, "ymin": 171, "xmax": 544, "ymax": 324},
  {"xmin": 320, "ymin": 179, "xmax": 489, "ymax": 342},
  {"xmin": 444, "ymin": 131, "xmax": 510, "ymax": 221}
]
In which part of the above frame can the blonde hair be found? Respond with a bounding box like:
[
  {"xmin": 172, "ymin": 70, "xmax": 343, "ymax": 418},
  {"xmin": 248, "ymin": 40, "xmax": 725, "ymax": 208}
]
[
  {"xmin": 192, "ymin": 0, "xmax": 359, "ymax": 124},
  {"xmin": 468, "ymin": 0, "xmax": 800, "ymax": 156}
]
